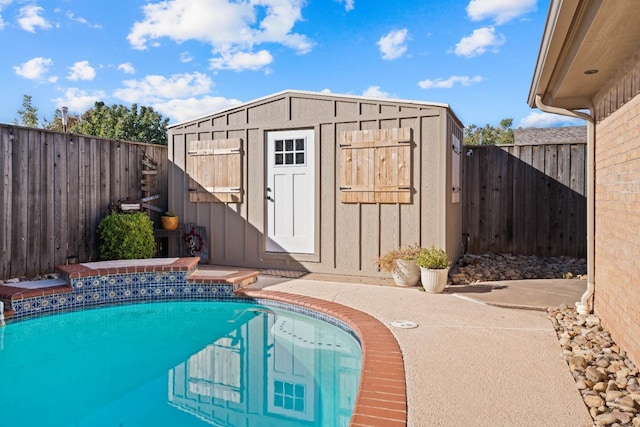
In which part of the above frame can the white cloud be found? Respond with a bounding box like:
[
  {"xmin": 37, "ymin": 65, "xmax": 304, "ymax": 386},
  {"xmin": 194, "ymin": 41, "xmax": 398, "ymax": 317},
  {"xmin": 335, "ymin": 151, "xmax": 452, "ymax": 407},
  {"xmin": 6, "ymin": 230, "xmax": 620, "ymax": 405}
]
[
  {"xmin": 180, "ymin": 51, "xmax": 194, "ymax": 63},
  {"xmin": 519, "ymin": 112, "xmax": 584, "ymax": 128},
  {"xmin": 64, "ymin": 11, "xmax": 101, "ymax": 28},
  {"xmin": 210, "ymin": 50, "xmax": 273, "ymax": 71},
  {"xmin": 362, "ymin": 86, "xmax": 389, "ymax": 98},
  {"xmin": 13, "ymin": 57, "xmax": 53, "ymax": 80},
  {"xmin": 377, "ymin": 28, "xmax": 409, "ymax": 60},
  {"xmin": 67, "ymin": 61, "xmax": 96, "ymax": 81},
  {"xmin": 53, "ymin": 88, "xmax": 105, "ymax": 114},
  {"xmin": 418, "ymin": 75, "xmax": 482, "ymax": 89},
  {"xmin": 127, "ymin": 0, "xmax": 313, "ymax": 71},
  {"xmin": 113, "ymin": 72, "xmax": 213, "ymax": 104},
  {"xmin": 339, "ymin": 0, "xmax": 354, "ymax": 12},
  {"xmin": 467, "ymin": 0, "xmax": 537, "ymax": 25},
  {"xmin": 18, "ymin": 5, "xmax": 51, "ymax": 32},
  {"xmin": 118, "ymin": 63, "xmax": 135, "ymax": 74},
  {"xmin": 454, "ymin": 26, "xmax": 504, "ymax": 57},
  {"xmin": 153, "ymin": 96, "xmax": 242, "ymax": 123},
  {"xmin": 0, "ymin": 0, "xmax": 11, "ymax": 30},
  {"xmin": 320, "ymin": 88, "xmax": 332, "ymax": 94}
]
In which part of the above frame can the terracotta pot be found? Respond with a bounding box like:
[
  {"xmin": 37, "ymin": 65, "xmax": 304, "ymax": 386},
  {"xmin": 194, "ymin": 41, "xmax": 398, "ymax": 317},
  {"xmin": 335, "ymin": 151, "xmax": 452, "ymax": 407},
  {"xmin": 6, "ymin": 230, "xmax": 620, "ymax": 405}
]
[
  {"xmin": 420, "ymin": 267, "xmax": 449, "ymax": 293},
  {"xmin": 160, "ymin": 216, "xmax": 179, "ymax": 230},
  {"xmin": 391, "ymin": 259, "xmax": 420, "ymax": 286}
]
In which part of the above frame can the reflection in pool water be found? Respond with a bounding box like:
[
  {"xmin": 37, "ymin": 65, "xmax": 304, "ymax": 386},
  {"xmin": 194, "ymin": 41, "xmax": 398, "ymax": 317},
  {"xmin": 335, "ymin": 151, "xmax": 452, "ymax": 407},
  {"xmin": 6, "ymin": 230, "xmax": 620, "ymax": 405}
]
[{"xmin": 0, "ymin": 301, "xmax": 362, "ymax": 426}]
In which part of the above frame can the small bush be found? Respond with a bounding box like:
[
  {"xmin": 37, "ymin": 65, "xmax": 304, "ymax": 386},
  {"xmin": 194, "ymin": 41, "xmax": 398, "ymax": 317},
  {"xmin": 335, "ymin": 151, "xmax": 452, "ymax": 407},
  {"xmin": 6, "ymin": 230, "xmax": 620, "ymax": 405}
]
[
  {"xmin": 98, "ymin": 211, "xmax": 156, "ymax": 260},
  {"xmin": 416, "ymin": 246, "xmax": 450, "ymax": 269}
]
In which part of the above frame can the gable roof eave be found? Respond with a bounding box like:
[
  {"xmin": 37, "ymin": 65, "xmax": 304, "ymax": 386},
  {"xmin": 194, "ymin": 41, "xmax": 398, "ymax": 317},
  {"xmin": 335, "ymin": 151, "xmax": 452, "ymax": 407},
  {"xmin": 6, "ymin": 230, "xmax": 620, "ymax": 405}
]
[{"xmin": 168, "ymin": 89, "xmax": 455, "ymax": 129}]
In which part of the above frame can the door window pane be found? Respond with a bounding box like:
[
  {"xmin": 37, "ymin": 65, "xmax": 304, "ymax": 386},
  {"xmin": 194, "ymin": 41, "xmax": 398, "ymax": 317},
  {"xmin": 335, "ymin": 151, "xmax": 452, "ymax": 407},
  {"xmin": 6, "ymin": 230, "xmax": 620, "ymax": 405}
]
[{"xmin": 274, "ymin": 136, "xmax": 306, "ymax": 166}]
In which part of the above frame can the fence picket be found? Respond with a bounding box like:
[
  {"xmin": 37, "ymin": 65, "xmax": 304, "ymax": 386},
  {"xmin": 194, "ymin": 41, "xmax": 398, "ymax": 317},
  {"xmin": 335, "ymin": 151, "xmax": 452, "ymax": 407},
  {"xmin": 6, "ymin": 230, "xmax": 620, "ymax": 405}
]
[
  {"xmin": 0, "ymin": 125, "xmax": 167, "ymax": 279},
  {"xmin": 463, "ymin": 143, "xmax": 587, "ymax": 257}
]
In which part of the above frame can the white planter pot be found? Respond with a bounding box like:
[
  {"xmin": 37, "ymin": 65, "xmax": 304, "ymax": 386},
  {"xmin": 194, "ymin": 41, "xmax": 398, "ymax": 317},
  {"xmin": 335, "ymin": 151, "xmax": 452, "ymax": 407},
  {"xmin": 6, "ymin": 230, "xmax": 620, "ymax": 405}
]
[
  {"xmin": 392, "ymin": 259, "xmax": 420, "ymax": 287},
  {"xmin": 420, "ymin": 267, "xmax": 449, "ymax": 293}
]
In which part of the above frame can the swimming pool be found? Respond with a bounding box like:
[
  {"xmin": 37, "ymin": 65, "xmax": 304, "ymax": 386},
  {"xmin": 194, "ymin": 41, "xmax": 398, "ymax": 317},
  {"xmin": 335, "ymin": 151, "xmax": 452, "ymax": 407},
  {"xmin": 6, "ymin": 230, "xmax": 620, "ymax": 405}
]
[{"xmin": 0, "ymin": 301, "xmax": 362, "ymax": 426}]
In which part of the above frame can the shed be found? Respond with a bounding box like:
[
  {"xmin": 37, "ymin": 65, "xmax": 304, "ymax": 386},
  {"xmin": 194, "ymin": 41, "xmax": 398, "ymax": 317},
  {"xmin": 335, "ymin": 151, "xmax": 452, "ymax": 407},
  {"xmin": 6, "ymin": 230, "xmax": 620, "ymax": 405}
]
[{"xmin": 167, "ymin": 90, "xmax": 463, "ymax": 277}]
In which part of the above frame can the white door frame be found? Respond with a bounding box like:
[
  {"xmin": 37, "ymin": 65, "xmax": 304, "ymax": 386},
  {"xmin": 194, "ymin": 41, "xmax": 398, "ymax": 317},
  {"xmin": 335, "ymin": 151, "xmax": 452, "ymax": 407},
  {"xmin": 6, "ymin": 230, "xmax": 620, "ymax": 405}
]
[{"xmin": 265, "ymin": 129, "xmax": 315, "ymax": 254}]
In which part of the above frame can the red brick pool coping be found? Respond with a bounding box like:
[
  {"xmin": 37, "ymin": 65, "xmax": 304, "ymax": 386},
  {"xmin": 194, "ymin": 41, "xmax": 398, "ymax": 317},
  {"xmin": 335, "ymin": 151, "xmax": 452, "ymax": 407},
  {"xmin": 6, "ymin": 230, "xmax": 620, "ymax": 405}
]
[{"xmin": 235, "ymin": 288, "xmax": 407, "ymax": 427}]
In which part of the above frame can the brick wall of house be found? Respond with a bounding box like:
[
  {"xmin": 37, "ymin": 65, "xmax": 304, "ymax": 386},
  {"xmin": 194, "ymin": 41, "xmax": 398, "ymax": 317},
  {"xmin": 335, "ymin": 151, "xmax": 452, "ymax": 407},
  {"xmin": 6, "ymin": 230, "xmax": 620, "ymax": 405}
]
[{"xmin": 594, "ymin": 91, "xmax": 640, "ymax": 368}]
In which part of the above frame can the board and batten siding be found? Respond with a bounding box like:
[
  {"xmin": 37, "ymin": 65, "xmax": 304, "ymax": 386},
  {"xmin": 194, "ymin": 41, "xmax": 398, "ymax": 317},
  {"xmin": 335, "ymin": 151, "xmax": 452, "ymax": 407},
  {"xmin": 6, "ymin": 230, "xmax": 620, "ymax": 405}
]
[{"xmin": 168, "ymin": 91, "xmax": 463, "ymax": 276}]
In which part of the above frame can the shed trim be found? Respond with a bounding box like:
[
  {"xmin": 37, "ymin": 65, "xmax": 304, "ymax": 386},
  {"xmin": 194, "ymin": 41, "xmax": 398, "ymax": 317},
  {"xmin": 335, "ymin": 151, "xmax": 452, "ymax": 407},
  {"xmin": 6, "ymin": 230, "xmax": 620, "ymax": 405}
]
[{"xmin": 168, "ymin": 90, "xmax": 454, "ymax": 129}]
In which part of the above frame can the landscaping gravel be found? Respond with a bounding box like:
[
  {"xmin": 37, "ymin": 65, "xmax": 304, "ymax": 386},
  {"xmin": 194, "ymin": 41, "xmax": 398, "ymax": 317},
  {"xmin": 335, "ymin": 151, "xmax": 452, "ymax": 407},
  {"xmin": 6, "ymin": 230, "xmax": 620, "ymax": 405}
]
[
  {"xmin": 450, "ymin": 252, "xmax": 587, "ymax": 285},
  {"xmin": 550, "ymin": 306, "xmax": 640, "ymax": 426}
]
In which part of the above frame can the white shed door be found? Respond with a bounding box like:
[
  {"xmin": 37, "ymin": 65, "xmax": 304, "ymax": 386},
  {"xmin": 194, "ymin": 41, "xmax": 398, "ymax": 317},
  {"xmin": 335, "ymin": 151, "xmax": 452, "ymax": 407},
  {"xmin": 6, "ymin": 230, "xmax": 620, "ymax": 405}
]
[{"xmin": 266, "ymin": 129, "xmax": 315, "ymax": 254}]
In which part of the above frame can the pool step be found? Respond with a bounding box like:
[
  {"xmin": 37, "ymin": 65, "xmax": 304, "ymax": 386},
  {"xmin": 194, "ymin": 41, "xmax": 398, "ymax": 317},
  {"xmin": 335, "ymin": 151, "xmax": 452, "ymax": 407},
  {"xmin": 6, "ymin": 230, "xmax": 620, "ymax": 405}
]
[
  {"xmin": 0, "ymin": 279, "xmax": 74, "ymax": 321},
  {"xmin": 1, "ymin": 259, "xmax": 259, "ymax": 321},
  {"xmin": 186, "ymin": 267, "xmax": 259, "ymax": 290}
]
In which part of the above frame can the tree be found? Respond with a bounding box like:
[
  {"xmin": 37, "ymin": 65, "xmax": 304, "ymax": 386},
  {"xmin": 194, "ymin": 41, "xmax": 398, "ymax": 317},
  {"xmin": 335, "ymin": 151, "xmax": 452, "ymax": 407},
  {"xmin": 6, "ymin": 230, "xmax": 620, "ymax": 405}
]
[
  {"xmin": 464, "ymin": 118, "xmax": 514, "ymax": 145},
  {"xmin": 74, "ymin": 102, "xmax": 169, "ymax": 145},
  {"xmin": 43, "ymin": 108, "xmax": 81, "ymax": 132},
  {"xmin": 18, "ymin": 96, "xmax": 169, "ymax": 145},
  {"xmin": 14, "ymin": 94, "xmax": 39, "ymax": 128}
]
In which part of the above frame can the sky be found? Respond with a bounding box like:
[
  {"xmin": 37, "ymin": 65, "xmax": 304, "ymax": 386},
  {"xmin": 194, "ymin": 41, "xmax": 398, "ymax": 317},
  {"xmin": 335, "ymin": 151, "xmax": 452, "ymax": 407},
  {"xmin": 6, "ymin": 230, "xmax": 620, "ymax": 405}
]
[{"xmin": 0, "ymin": 0, "xmax": 584, "ymax": 128}]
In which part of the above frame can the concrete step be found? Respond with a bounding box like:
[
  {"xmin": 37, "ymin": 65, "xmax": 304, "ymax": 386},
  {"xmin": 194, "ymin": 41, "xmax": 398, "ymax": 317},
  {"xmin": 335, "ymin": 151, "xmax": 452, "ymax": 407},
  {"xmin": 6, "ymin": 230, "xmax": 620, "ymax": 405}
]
[
  {"xmin": 0, "ymin": 279, "xmax": 74, "ymax": 321},
  {"xmin": 187, "ymin": 266, "xmax": 259, "ymax": 290}
]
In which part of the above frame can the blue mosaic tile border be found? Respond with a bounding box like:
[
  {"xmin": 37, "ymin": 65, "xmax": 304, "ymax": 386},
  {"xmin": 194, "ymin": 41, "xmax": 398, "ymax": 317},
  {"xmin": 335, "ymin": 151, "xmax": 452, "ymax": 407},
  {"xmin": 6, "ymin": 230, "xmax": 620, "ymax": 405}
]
[
  {"xmin": 8, "ymin": 272, "xmax": 361, "ymax": 348},
  {"xmin": 10, "ymin": 272, "xmax": 235, "ymax": 320}
]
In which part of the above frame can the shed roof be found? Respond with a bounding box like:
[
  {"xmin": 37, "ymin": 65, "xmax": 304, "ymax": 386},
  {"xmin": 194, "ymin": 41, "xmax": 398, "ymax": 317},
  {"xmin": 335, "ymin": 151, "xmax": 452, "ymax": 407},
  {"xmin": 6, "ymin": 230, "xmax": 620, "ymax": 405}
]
[
  {"xmin": 168, "ymin": 89, "xmax": 455, "ymax": 129},
  {"xmin": 528, "ymin": 0, "xmax": 640, "ymax": 110}
]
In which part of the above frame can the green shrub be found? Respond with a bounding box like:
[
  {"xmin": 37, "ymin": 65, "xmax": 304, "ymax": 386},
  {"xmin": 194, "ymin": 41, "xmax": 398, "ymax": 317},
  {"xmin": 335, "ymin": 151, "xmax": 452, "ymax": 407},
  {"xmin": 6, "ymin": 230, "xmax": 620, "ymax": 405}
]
[
  {"xmin": 416, "ymin": 246, "xmax": 450, "ymax": 269},
  {"xmin": 98, "ymin": 211, "xmax": 156, "ymax": 260}
]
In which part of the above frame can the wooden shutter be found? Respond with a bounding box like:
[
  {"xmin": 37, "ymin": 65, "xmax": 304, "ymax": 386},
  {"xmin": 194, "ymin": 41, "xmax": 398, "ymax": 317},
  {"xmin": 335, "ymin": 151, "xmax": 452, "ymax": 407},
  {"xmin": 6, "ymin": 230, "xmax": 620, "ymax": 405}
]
[
  {"xmin": 187, "ymin": 138, "xmax": 243, "ymax": 203},
  {"xmin": 339, "ymin": 128, "xmax": 412, "ymax": 203}
]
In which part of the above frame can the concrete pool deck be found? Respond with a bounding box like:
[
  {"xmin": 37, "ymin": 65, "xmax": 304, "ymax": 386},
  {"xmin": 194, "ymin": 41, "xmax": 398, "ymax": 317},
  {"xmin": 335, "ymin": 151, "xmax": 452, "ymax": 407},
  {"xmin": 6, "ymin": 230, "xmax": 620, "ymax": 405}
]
[
  {"xmin": 1, "ymin": 259, "xmax": 592, "ymax": 426},
  {"xmin": 248, "ymin": 274, "xmax": 593, "ymax": 427}
]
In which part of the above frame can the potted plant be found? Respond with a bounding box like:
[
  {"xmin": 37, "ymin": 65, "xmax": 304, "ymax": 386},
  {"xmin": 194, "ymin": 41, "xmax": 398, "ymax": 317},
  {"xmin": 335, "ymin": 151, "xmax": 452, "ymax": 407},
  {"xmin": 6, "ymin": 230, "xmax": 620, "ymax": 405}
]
[
  {"xmin": 416, "ymin": 246, "xmax": 450, "ymax": 293},
  {"xmin": 161, "ymin": 211, "xmax": 179, "ymax": 230},
  {"xmin": 375, "ymin": 244, "xmax": 421, "ymax": 286}
]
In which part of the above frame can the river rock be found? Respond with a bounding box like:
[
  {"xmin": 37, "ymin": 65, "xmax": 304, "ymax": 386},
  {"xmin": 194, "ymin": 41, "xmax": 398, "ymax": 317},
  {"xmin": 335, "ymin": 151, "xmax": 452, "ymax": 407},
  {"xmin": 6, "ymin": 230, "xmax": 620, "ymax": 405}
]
[
  {"xmin": 585, "ymin": 395, "xmax": 605, "ymax": 408},
  {"xmin": 570, "ymin": 355, "xmax": 588, "ymax": 371},
  {"xmin": 595, "ymin": 412, "xmax": 618, "ymax": 425},
  {"xmin": 605, "ymin": 390, "xmax": 625, "ymax": 402},
  {"xmin": 586, "ymin": 366, "xmax": 608, "ymax": 383},
  {"xmin": 612, "ymin": 410, "xmax": 632, "ymax": 425}
]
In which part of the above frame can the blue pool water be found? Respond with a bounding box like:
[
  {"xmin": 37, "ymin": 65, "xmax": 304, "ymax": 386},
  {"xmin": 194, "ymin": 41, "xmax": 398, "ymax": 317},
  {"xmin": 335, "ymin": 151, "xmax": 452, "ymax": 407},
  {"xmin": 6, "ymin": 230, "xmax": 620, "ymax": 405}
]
[{"xmin": 0, "ymin": 301, "xmax": 362, "ymax": 427}]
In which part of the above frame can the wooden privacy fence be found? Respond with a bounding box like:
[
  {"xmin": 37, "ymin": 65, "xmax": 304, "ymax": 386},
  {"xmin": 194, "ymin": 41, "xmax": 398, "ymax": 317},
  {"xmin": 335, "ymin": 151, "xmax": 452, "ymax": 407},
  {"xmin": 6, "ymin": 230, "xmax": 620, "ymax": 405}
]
[
  {"xmin": 462, "ymin": 142, "xmax": 587, "ymax": 258},
  {"xmin": 0, "ymin": 125, "xmax": 168, "ymax": 280}
]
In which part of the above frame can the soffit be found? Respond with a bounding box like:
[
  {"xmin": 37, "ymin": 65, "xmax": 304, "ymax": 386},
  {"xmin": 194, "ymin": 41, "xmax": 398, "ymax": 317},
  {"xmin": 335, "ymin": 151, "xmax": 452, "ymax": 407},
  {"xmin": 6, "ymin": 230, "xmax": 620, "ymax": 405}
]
[{"xmin": 530, "ymin": 0, "xmax": 640, "ymax": 110}]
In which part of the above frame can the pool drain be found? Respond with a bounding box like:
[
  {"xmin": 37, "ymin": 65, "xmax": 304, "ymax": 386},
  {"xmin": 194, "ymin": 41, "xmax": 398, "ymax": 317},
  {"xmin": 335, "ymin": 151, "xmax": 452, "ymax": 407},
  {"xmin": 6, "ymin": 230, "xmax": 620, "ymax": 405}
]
[{"xmin": 390, "ymin": 320, "xmax": 418, "ymax": 329}]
